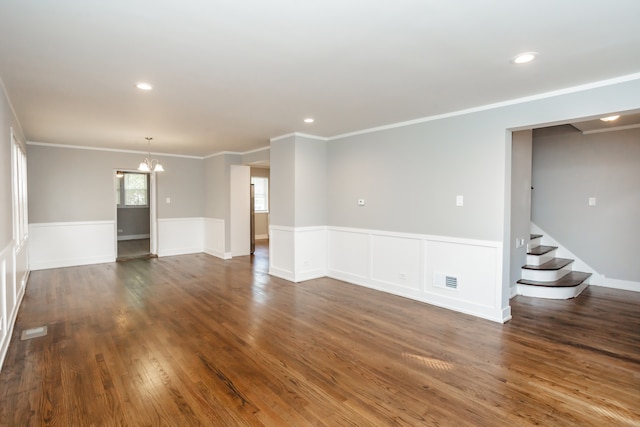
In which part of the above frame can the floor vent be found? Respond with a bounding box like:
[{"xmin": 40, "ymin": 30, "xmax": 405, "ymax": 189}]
[{"xmin": 21, "ymin": 326, "xmax": 47, "ymax": 340}]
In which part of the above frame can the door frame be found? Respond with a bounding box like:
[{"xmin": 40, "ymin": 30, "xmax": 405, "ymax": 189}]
[{"xmin": 113, "ymin": 169, "xmax": 157, "ymax": 257}]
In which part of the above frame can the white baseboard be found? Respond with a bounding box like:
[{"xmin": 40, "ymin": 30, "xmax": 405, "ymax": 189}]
[
  {"xmin": 117, "ymin": 234, "xmax": 150, "ymax": 241},
  {"xmin": 593, "ymin": 277, "xmax": 640, "ymax": 293}
]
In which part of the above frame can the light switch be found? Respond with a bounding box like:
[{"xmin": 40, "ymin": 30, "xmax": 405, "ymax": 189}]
[
  {"xmin": 456, "ymin": 195, "xmax": 464, "ymax": 206},
  {"xmin": 166, "ymin": 197, "xmax": 171, "ymax": 204},
  {"xmin": 588, "ymin": 197, "xmax": 596, "ymax": 206}
]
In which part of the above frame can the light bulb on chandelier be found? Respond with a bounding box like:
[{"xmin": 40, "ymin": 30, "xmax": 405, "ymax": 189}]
[{"xmin": 138, "ymin": 137, "xmax": 165, "ymax": 172}]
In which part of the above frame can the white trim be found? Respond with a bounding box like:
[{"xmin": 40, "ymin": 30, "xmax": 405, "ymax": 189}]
[
  {"xmin": 243, "ymin": 145, "xmax": 271, "ymax": 155},
  {"xmin": 517, "ymin": 281, "xmax": 589, "ymax": 299},
  {"xmin": 269, "ymin": 225, "xmax": 507, "ymax": 322},
  {"xmin": 327, "ymin": 225, "xmax": 502, "ymax": 248},
  {"xmin": 582, "ymin": 123, "xmax": 640, "ymax": 135},
  {"xmin": 117, "ymin": 234, "xmax": 150, "ymax": 241},
  {"xmin": 269, "ymin": 132, "xmax": 329, "ymax": 143},
  {"xmin": 326, "ymin": 226, "xmax": 505, "ymax": 322},
  {"xmin": 329, "ymin": 72, "xmax": 640, "ymax": 141},
  {"xmin": 203, "ymin": 150, "xmax": 244, "ymax": 159},
  {"xmin": 203, "ymin": 145, "xmax": 270, "ymax": 159},
  {"xmin": 592, "ymin": 278, "xmax": 640, "ymax": 293},
  {"xmin": 30, "ymin": 220, "xmax": 114, "ymax": 228},
  {"xmin": 203, "ymin": 218, "xmax": 229, "ymax": 259},
  {"xmin": 0, "ymin": 77, "xmax": 24, "ymax": 136},
  {"xmin": 157, "ymin": 217, "xmax": 204, "ymax": 257},
  {"xmin": 27, "ymin": 141, "xmax": 203, "ymax": 159},
  {"xmin": 0, "ymin": 240, "xmax": 27, "ymax": 372}
]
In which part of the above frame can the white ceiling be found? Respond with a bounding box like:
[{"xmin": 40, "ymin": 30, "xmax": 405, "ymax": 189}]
[{"xmin": 1, "ymin": 0, "xmax": 639, "ymax": 157}]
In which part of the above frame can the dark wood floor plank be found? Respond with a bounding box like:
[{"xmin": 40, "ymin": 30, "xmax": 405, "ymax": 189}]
[{"xmin": 1, "ymin": 241, "xmax": 639, "ymax": 426}]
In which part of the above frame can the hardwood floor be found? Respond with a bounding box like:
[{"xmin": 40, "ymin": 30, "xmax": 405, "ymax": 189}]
[
  {"xmin": 1, "ymin": 240, "xmax": 639, "ymax": 426},
  {"xmin": 117, "ymin": 238, "xmax": 151, "ymax": 261}
]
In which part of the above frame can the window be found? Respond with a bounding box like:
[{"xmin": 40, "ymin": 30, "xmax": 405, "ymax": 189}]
[
  {"xmin": 251, "ymin": 176, "xmax": 268, "ymax": 213},
  {"xmin": 12, "ymin": 130, "xmax": 28, "ymax": 249},
  {"xmin": 117, "ymin": 172, "xmax": 149, "ymax": 207}
]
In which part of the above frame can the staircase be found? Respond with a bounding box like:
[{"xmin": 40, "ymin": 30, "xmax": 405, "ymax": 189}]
[{"xmin": 517, "ymin": 234, "xmax": 591, "ymax": 299}]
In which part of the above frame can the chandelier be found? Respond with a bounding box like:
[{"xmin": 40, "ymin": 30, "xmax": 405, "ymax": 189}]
[{"xmin": 138, "ymin": 137, "xmax": 164, "ymax": 172}]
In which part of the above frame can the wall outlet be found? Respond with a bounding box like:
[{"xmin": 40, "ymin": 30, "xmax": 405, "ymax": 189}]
[
  {"xmin": 399, "ymin": 272, "xmax": 408, "ymax": 280},
  {"xmin": 588, "ymin": 197, "xmax": 596, "ymax": 206},
  {"xmin": 357, "ymin": 199, "xmax": 365, "ymax": 206},
  {"xmin": 456, "ymin": 195, "xmax": 464, "ymax": 206},
  {"xmin": 117, "ymin": 228, "xmax": 123, "ymax": 233}
]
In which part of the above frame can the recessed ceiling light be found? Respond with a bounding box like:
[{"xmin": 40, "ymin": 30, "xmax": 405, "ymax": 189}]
[
  {"xmin": 136, "ymin": 82, "xmax": 153, "ymax": 90},
  {"xmin": 512, "ymin": 52, "xmax": 538, "ymax": 64},
  {"xmin": 304, "ymin": 118, "xmax": 314, "ymax": 123},
  {"xmin": 600, "ymin": 115, "xmax": 620, "ymax": 122}
]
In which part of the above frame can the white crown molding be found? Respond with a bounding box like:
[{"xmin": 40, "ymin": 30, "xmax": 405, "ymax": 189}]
[
  {"xmin": 582, "ymin": 123, "xmax": 640, "ymax": 135},
  {"xmin": 270, "ymin": 132, "xmax": 328, "ymax": 143},
  {"xmin": 329, "ymin": 72, "xmax": 640, "ymax": 141},
  {"xmin": 26, "ymin": 141, "xmax": 204, "ymax": 159},
  {"xmin": 0, "ymin": 76, "xmax": 26, "ymax": 141},
  {"xmin": 203, "ymin": 145, "xmax": 270, "ymax": 159}
]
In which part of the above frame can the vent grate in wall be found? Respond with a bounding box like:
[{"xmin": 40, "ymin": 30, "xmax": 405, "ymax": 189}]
[
  {"xmin": 433, "ymin": 272, "xmax": 459, "ymax": 291},
  {"xmin": 445, "ymin": 276, "xmax": 458, "ymax": 289}
]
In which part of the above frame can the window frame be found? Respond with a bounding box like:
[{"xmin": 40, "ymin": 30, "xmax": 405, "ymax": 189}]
[
  {"xmin": 251, "ymin": 176, "xmax": 269, "ymax": 213},
  {"xmin": 11, "ymin": 129, "xmax": 28, "ymax": 250},
  {"xmin": 116, "ymin": 172, "xmax": 150, "ymax": 208}
]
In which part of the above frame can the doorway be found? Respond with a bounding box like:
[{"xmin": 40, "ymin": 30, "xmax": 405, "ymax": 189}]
[{"xmin": 115, "ymin": 170, "xmax": 153, "ymax": 261}]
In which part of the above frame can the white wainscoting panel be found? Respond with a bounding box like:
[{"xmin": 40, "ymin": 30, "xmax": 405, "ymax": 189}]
[
  {"xmin": 203, "ymin": 218, "xmax": 229, "ymax": 259},
  {"xmin": 294, "ymin": 227, "xmax": 327, "ymax": 282},
  {"xmin": 327, "ymin": 228, "xmax": 370, "ymax": 281},
  {"xmin": 0, "ymin": 240, "xmax": 27, "ymax": 372},
  {"xmin": 327, "ymin": 227, "xmax": 506, "ymax": 323},
  {"xmin": 270, "ymin": 226, "xmax": 327, "ymax": 282},
  {"xmin": 371, "ymin": 234, "xmax": 422, "ymax": 291},
  {"xmin": 157, "ymin": 218, "xmax": 204, "ymax": 257},
  {"xmin": 423, "ymin": 239, "xmax": 502, "ymax": 320},
  {"xmin": 30, "ymin": 221, "xmax": 116, "ymax": 270},
  {"xmin": 269, "ymin": 226, "xmax": 295, "ymax": 281}
]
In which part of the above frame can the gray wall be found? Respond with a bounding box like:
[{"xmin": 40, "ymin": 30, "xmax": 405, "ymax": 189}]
[
  {"xmin": 323, "ymin": 78, "xmax": 640, "ymax": 309},
  {"xmin": 510, "ymin": 130, "xmax": 533, "ymax": 286},
  {"xmin": 156, "ymin": 155, "xmax": 204, "ymax": 218},
  {"xmin": 28, "ymin": 145, "xmax": 204, "ymax": 223},
  {"xmin": 294, "ymin": 136, "xmax": 326, "ymax": 227},
  {"xmin": 270, "ymin": 137, "xmax": 295, "ymax": 227},
  {"xmin": 270, "ymin": 135, "xmax": 326, "ymax": 228},
  {"xmin": 532, "ymin": 125, "xmax": 640, "ymax": 282},
  {"xmin": 204, "ymin": 152, "xmax": 242, "ymax": 252},
  {"xmin": 327, "ymin": 117, "xmax": 506, "ymax": 240},
  {"xmin": 117, "ymin": 207, "xmax": 150, "ymax": 238}
]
